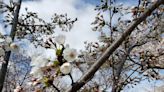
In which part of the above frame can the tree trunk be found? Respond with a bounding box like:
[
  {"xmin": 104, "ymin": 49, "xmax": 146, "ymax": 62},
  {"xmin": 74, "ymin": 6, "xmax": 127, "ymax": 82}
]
[{"xmin": 0, "ymin": 0, "xmax": 22, "ymax": 91}]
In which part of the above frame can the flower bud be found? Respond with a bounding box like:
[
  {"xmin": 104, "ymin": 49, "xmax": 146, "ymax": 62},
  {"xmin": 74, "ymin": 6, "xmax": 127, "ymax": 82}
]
[{"xmin": 60, "ymin": 62, "xmax": 72, "ymax": 74}]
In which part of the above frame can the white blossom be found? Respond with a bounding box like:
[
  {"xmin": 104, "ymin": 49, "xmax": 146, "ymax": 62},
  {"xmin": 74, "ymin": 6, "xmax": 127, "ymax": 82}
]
[
  {"xmin": 30, "ymin": 48, "xmax": 56, "ymax": 67},
  {"xmin": 5, "ymin": 37, "xmax": 12, "ymax": 43},
  {"xmin": 30, "ymin": 48, "xmax": 57, "ymax": 79},
  {"xmin": 60, "ymin": 62, "xmax": 72, "ymax": 74},
  {"xmin": 30, "ymin": 67, "xmax": 43, "ymax": 79},
  {"xmin": 30, "ymin": 55, "xmax": 48, "ymax": 79},
  {"xmin": 55, "ymin": 34, "xmax": 66, "ymax": 45},
  {"xmin": 63, "ymin": 48, "xmax": 77, "ymax": 62}
]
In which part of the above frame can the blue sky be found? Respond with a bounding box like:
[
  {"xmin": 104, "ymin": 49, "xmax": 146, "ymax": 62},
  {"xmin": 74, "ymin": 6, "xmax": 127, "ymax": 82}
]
[{"xmin": 83, "ymin": 0, "xmax": 100, "ymax": 4}]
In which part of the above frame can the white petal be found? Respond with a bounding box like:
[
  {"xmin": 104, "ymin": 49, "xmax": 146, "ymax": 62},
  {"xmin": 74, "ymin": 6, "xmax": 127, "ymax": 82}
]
[{"xmin": 60, "ymin": 62, "xmax": 72, "ymax": 74}]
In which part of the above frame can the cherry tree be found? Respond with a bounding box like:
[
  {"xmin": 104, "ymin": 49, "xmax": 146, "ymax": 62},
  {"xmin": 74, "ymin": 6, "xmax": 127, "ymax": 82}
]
[{"xmin": 0, "ymin": 0, "xmax": 163, "ymax": 92}]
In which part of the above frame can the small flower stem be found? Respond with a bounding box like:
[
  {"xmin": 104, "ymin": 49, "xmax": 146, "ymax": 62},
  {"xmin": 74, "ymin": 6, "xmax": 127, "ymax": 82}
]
[
  {"xmin": 51, "ymin": 83, "xmax": 60, "ymax": 92},
  {"xmin": 69, "ymin": 73, "xmax": 74, "ymax": 85}
]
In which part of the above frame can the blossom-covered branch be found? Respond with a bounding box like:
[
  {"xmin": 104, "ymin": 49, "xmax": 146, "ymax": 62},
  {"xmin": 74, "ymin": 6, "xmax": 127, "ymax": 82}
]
[{"xmin": 66, "ymin": 0, "xmax": 164, "ymax": 91}]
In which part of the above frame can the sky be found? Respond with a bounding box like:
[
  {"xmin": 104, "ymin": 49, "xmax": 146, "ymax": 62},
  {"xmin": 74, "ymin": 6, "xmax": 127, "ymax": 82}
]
[
  {"xmin": 0, "ymin": 0, "xmax": 163, "ymax": 92},
  {"xmin": 18, "ymin": 0, "xmax": 138, "ymax": 50},
  {"xmin": 19, "ymin": 0, "xmax": 100, "ymax": 50}
]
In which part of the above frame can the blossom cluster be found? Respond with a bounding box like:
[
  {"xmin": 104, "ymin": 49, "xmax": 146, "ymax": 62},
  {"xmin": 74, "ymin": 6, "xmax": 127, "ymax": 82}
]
[{"xmin": 29, "ymin": 34, "xmax": 77, "ymax": 86}]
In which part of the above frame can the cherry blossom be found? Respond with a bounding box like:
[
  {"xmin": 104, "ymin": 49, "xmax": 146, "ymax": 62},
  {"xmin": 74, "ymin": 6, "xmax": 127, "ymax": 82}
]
[{"xmin": 63, "ymin": 48, "xmax": 77, "ymax": 62}]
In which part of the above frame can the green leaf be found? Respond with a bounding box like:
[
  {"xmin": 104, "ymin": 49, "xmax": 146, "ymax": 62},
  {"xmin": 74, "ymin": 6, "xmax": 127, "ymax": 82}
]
[
  {"xmin": 56, "ymin": 68, "xmax": 61, "ymax": 76},
  {"xmin": 54, "ymin": 60, "xmax": 60, "ymax": 66},
  {"xmin": 56, "ymin": 49, "xmax": 62, "ymax": 56}
]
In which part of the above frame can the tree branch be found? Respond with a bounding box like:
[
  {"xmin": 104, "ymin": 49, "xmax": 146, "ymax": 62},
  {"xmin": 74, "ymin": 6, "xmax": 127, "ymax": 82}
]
[
  {"xmin": 128, "ymin": 56, "xmax": 141, "ymax": 66},
  {"xmin": 148, "ymin": 64, "xmax": 164, "ymax": 69},
  {"xmin": 0, "ymin": 0, "xmax": 22, "ymax": 91},
  {"xmin": 65, "ymin": 0, "xmax": 164, "ymax": 92},
  {"xmin": 69, "ymin": 73, "xmax": 74, "ymax": 85}
]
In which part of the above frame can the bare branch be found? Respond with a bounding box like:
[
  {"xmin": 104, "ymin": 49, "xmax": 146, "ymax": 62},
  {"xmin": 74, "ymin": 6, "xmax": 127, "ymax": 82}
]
[
  {"xmin": 51, "ymin": 83, "xmax": 60, "ymax": 92},
  {"xmin": 148, "ymin": 64, "xmax": 164, "ymax": 69}
]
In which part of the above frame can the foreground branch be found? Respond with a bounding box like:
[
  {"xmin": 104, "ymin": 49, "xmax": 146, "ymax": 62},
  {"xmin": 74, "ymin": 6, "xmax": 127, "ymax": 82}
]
[
  {"xmin": 0, "ymin": 0, "xmax": 22, "ymax": 91},
  {"xmin": 66, "ymin": 0, "xmax": 164, "ymax": 92}
]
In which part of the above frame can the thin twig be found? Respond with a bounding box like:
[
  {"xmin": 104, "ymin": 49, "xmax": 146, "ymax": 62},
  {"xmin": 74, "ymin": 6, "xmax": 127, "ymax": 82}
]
[
  {"xmin": 69, "ymin": 73, "xmax": 74, "ymax": 85},
  {"xmin": 51, "ymin": 83, "xmax": 60, "ymax": 92}
]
